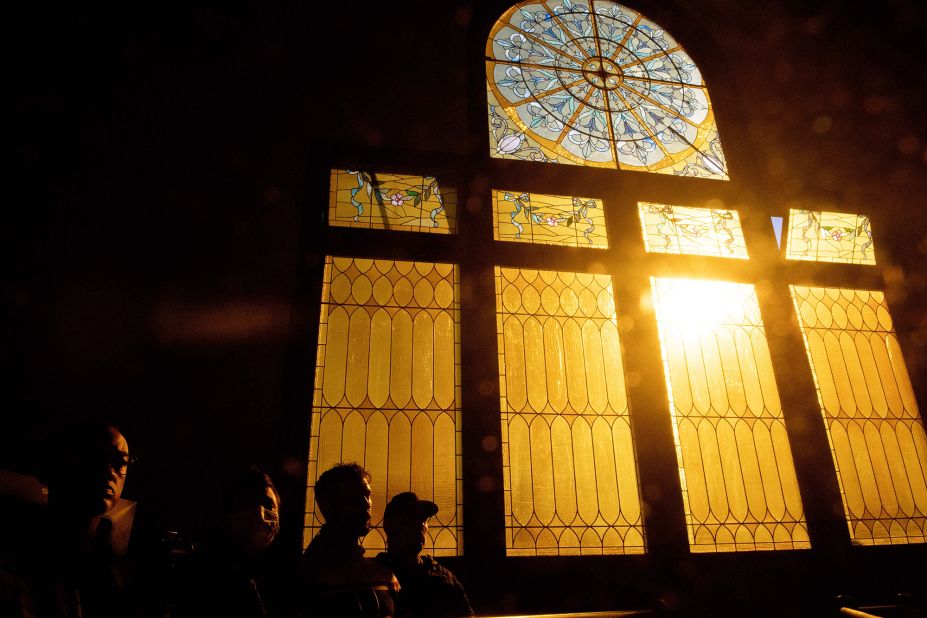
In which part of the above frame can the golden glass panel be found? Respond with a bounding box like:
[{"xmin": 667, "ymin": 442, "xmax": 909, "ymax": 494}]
[
  {"xmin": 495, "ymin": 267, "xmax": 645, "ymax": 556},
  {"xmin": 306, "ymin": 256, "xmax": 463, "ymax": 555},
  {"xmin": 791, "ymin": 285, "xmax": 927, "ymax": 545},
  {"xmin": 639, "ymin": 203, "xmax": 748, "ymax": 259},
  {"xmin": 328, "ymin": 169, "xmax": 456, "ymax": 233},
  {"xmin": 493, "ymin": 190, "xmax": 608, "ymax": 248},
  {"xmin": 785, "ymin": 209, "xmax": 875, "ymax": 264},
  {"xmin": 651, "ymin": 277, "xmax": 810, "ymax": 552}
]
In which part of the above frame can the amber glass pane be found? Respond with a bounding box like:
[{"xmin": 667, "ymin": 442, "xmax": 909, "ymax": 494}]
[
  {"xmin": 652, "ymin": 278, "xmax": 810, "ymax": 552},
  {"xmin": 328, "ymin": 169, "xmax": 456, "ymax": 233},
  {"xmin": 493, "ymin": 190, "xmax": 608, "ymax": 248},
  {"xmin": 791, "ymin": 286, "xmax": 927, "ymax": 545},
  {"xmin": 495, "ymin": 267, "xmax": 645, "ymax": 556},
  {"xmin": 306, "ymin": 257, "xmax": 463, "ymax": 555},
  {"xmin": 639, "ymin": 203, "xmax": 748, "ymax": 259},
  {"xmin": 785, "ymin": 209, "xmax": 875, "ymax": 264}
]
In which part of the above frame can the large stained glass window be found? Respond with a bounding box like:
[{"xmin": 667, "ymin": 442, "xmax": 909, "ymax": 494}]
[
  {"xmin": 306, "ymin": 257, "xmax": 463, "ymax": 555},
  {"xmin": 495, "ymin": 267, "xmax": 645, "ymax": 556},
  {"xmin": 487, "ymin": 0, "xmax": 728, "ymax": 179},
  {"xmin": 329, "ymin": 169, "xmax": 456, "ymax": 234},
  {"xmin": 651, "ymin": 278, "xmax": 810, "ymax": 552},
  {"xmin": 493, "ymin": 189, "xmax": 608, "ymax": 248},
  {"xmin": 791, "ymin": 286, "xmax": 927, "ymax": 545},
  {"xmin": 784, "ymin": 209, "xmax": 875, "ymax": 265},
  {"xmin": 639, "ymin": 202, "xmax": 748, "ymax": 258}
]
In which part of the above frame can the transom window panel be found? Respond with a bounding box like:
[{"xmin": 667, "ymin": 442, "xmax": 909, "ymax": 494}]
[
  {"xmin": 495, "ymin": 267, "xmax": 645, "ymax": 556},
  {"xmin": 328, "ymin": 169, "xmax": 456, "ymax": 234},
  {"xmin": 306, "ymin": 256, "xmax": 463, "ymax": 556},
  {"xmin": 639, "ymin": 202, "xmax": 748, "ymax": 258},
  {"xmin": 493, "ymin": 189, "xmax": 608, "ymax": 248},
  {"xmin": 486, "ymin": 0, "xmax": 728, "ymax": 179},
  {"xmin": 651, "ymin": 278, "xmax": 810, "ymax": 552},
  {"xmin": 784, "ymin": 209, "xmax": 875, "ymax": 265},
  {"xmin": 791, "ymin": 286, "xmax": 927, "ymax": 545}
]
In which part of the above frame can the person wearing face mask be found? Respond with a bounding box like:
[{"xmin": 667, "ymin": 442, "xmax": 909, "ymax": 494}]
[
  {"xmin": 1, "ymin": 421, "xmax": 135, "ymax": 618},
  {"xmin": 173, "ymin": 466, "xmax": 281, "ymax": 618}
]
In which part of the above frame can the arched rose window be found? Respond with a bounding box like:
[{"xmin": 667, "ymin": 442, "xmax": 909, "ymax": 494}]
[{"xmin": 487, "ymin": 0, "xmax": 728, "ymax": 179}]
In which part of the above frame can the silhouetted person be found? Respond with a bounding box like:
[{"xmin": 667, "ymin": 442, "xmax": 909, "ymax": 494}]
[
  {"xmin": 173, "ymin": 466, "xmax": 281, "ymax": 617},
  {"xmin": 1, "ymin": 421, "xmax": 134, "ymax": 617},
  {"xmin": 301, "ymin": 464, "xmax": 398, "ymax": 617},
  {"xmin": 374, "ymin": 493, "xmax": 472, "ymax": 618}
]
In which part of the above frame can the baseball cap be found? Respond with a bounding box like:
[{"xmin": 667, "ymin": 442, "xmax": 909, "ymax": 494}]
[{"xmin": 383, "ymin": 491, "xmax": 438, "ymax": 523}]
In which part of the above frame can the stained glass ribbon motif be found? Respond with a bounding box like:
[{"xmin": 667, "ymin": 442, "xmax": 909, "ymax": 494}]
[
  {"xmin": 639, "ymin": 203, "xmax": 748, "ymax": 258},
  {"xmin": 785, "ymin": 209, "xmax": 875, "ymax": 265},
  {"xmin": 487, "ymin": 0, "xmax": 728, "ymax": 179},
  {"xmin": 328, "ymin": 170, "xmax": 456, "ymax": 234},
  {"xmin": 494, "ymin": 190, "xmax": 609, "ymax": 248}
]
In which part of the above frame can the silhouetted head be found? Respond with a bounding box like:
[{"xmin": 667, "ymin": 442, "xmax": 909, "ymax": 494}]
[
  {"xmin": 383, "ymin": 492, "xmax": 437, "ymax": 559},
  {"xmin": 314, "ymin": 463, "xmax": 372, "ymax": 539},
  {"xmin": 221, "ymin": 466, "xmax": 280, "ymax": 554},
  {"xmin": 43, "ymin": 422, "xmax": 130, "ymax": 518}
]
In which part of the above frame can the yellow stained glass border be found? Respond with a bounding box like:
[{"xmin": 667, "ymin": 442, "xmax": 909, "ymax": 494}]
[
  {"xmin": 790, "ymin": 285, "xmax": 927, "ymax": 546},
  {"xmin": 651, "ymin": 277, "xmax": 811, "ymax": 553},
  {"xmin": 305, "ymin": 256, "xmax": 464, "ymax": 556},
  {"xmin": 494, "ymin": 266, "xmax": 646, "ymax": 556}
]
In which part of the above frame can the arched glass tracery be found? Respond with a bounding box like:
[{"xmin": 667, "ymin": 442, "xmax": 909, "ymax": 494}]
[{"xmin": 487, "ymin": 0, "xmax": 728, "ymax": 179}]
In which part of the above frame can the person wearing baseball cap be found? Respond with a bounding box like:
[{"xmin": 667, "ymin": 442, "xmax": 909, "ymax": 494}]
[{"xmin": 374, "ymin": 492, "xmax": 472, "ymax": 617}]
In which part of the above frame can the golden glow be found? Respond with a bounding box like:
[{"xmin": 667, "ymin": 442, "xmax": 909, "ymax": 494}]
[
  {"xmin": 495, "ymin": 267, "xmax": 645, "ymax": 556},
  {"xmin": 493, "ymin": 190, "xmax": 608, "ymax": 248},
  {"xmin": 639, "ymin": 203, "xmax": 748, "ymax": 259},
  {"xmin": 791, "ymin": 285, "xmax": 927, "ymax": 545},
  {"xmin": 328, "ymin": 170, "xmax": 456, "ymax": 233},
  {"xmin": 785, "ymin": 209, "xmax": 875, "ymax": 264},
  {"xmin": 652, "ymin": 277, "xmax": 810, "ymax": 552},
  {"xmin": 306, "ymin": 257, "xmax": 463, "ymax": 555}
]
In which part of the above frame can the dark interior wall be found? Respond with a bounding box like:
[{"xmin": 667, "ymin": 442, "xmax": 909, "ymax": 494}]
[{"xmin": 7, "ymin": 0, "xmax": 927, "ymax": 610}]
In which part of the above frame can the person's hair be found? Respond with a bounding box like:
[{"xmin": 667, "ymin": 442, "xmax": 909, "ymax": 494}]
[
  {"xmin": 314, "ymin": 463, "xmax": 370, "ymax": 517},
  {"xmin": 221, "ymin": 465, "xmax": 279, "ymax": 513}
]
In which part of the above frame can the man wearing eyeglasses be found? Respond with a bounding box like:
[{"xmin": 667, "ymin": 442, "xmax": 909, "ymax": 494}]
[{"xmin": 1, "ymin": 421, "xmax": 135, "ymax": 618}]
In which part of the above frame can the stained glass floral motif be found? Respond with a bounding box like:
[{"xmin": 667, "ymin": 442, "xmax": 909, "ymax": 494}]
[
  {"xmin": 328, "ymin": 169, "xmax": 456, "ymax": 234},
  {"xmin": 493, "ymin": 189, "xmax": 608, "ymax": 248},
  {"xmin": 495, "ymin": 267, "xmax": 645, "ymax": 556},
  {"xmin": 785, "ymin": 209, "xmax": 875, "ymax": 265},
  {"xmin": 651, "ymin": 278, "xmax": 810, "ymax": 552},
  {"xmin": 486, "ymin": 0, "xmax": 728, "ymax": 179},
  {"xmin": 791, "ymin": 286, "xmax": 927, "ymax": 545},
  {"xmin": 639, "ymin": 202, "xmax": 748, "ymax": 258},
  {"xmin": 306, "ymin": 257, "xmax": 463, "ymax": 555}
]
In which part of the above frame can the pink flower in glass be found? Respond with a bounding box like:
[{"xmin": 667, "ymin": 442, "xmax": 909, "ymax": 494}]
[
  {"xmin": 546, "ymin": 216, "xmax": 559, "ymax": 226},
  {"xmin": 388, "ymin": 192, "xmax": 405, "ymax": 206}
]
